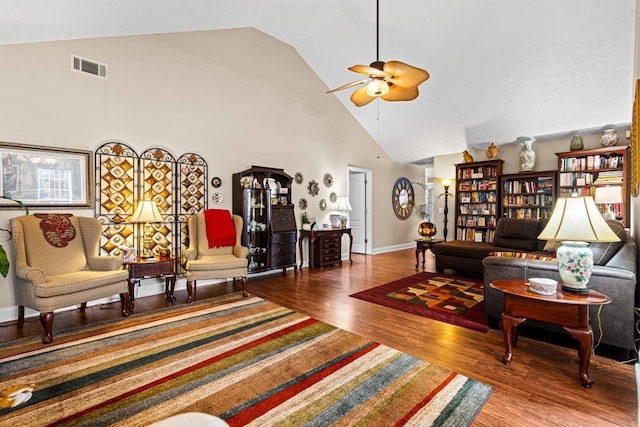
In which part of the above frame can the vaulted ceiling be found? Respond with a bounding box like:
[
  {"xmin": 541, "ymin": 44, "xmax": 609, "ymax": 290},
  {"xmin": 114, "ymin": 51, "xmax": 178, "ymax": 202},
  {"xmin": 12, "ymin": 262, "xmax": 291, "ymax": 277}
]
[{"xmin": 0, "ymin": 0, "xmax": 635, "ymax": 164}]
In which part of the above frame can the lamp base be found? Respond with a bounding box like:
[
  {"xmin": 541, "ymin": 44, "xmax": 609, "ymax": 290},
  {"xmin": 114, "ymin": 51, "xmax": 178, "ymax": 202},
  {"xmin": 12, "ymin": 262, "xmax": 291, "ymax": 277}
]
[{"xmin": 561, "ymin": 284, "xmax": 589, "ymax": 294}]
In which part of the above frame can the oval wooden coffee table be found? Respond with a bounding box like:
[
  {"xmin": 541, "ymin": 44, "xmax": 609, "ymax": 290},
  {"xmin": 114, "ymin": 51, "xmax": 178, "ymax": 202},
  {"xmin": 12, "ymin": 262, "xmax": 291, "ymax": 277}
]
[{"xmin": 489, "ymin": 279, "xmax": 610, "ymax": 388}]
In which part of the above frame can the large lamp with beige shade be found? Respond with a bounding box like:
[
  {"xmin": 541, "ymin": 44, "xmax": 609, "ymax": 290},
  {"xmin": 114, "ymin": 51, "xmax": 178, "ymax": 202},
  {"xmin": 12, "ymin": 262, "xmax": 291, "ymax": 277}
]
[{"xmin": 538, "ymin": 194, "xmax": 620, "ymax": 294}]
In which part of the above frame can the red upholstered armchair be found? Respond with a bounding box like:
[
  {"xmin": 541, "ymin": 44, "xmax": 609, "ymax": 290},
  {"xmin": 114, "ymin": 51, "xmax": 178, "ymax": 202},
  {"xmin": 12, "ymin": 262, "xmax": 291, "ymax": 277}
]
[
  {"xmin": 182, "ymin": 212, "xmax": 249, "ymax": 302},
  {"xmin": 11, "ymin": 214, "xmax": 130, "ymax": 343}
]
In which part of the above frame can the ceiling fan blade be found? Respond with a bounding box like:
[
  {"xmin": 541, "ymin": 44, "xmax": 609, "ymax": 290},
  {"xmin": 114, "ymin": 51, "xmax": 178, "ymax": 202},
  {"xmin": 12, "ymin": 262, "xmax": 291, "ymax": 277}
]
[
  {"xmin": 381, "ymin": 85, "xmax": 420, "ymax": 102},
  {"xmin": 350, "ymin": 86, "xmax": 377, "ymax": 107},
  {"xmin": 348, "ymin": 64, "xmax": 392, "ymax": 78},
  {"xmin": 326, "ymin": 79, "xmax": 368, "ymax": 93},
  {"xmin": 383, "ymin": 61, "xmax": 429, "ymax": 89}
]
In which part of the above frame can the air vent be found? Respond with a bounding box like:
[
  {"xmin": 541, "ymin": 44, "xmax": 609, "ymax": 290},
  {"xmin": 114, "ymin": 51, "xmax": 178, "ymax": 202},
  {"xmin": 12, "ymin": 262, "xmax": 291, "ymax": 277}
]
[{"xmin": 70, "ymin": 54, "xmax": 108, "ymax": 79}]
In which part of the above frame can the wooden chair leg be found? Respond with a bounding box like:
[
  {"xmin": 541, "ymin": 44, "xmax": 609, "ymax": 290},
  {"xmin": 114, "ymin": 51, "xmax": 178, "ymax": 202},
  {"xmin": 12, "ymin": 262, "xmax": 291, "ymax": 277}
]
[
  {"xmin": 186, "ymin": 280, "xmax": 194, "ymax": 303},
  {"xmin": 80, "ymin": 302, "xmax": 87, "ymax": 312},
  {"xmin": 39, "ymin": 311, "xmax": 54, "ymax": 344},
  {"xmin": 242, "ymin": 277, "xmax": 248, "ymax": 297},
  {"xmin": 120, "ymin": 293, "xmax": 130, "ymax": 317},
  {"xmin": 17, "ymin": 305, "xmax": 25, "ymax": 329}
]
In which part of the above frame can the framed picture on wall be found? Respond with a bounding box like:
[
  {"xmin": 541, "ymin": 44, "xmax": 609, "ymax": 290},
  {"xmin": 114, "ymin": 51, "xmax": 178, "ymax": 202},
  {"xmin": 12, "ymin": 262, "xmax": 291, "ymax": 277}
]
[
  {"xmin": 0, "ymin": 142, "xmax": 93, "ymax": 208},
  {"xmin": 330, "ymin": 214, "xmax": 341, "ymax": 229}
]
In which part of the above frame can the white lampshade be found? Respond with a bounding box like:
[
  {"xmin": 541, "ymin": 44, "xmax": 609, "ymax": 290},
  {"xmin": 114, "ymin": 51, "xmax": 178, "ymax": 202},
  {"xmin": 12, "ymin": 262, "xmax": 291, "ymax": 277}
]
[
  {"xmin": 336, "ymin": 196, "xmax": 353, "ymax": 212},
  {"xmin": 130, "ymin": 200, "xmax": 163, "ymax": 258},
  {"xmin": 538, "ymin": 195, "xmax": 620, "ymax": 294},
  {"xmin": 130, "ymin": 200, "xmax": 163, "ymax": 223},
  {"xmin": 594, "ymin": 186, "xmax": 622, "ymax": 204},
  {"xmin": 538, "ymin": 195, "xmax": 620, "ymax": 242}
]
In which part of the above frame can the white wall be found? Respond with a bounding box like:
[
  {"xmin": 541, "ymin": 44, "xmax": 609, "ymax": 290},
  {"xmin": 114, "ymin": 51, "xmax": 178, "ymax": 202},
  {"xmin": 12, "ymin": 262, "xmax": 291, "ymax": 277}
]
[{"xmin": 0, "ymin": 28, "xmax": 425, "ymax": 311}]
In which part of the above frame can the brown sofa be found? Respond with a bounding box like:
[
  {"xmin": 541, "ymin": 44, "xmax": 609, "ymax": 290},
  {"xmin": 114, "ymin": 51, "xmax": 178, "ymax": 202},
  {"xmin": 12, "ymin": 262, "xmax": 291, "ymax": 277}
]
[{"xmin": 432, "ymin": 218, "xmax": 548, "ymax": 276}]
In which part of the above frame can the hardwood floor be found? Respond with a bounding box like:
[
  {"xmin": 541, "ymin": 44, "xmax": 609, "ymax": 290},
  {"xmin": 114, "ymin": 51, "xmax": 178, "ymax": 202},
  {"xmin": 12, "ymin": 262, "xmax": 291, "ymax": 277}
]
[{"xmin": 1, "ymin": 248, "xmax": 636, "ymax": 426}]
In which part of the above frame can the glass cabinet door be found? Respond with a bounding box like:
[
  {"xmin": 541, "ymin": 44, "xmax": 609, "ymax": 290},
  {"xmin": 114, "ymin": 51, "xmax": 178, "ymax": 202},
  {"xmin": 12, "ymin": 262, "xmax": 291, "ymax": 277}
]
[{"xmin": 243, "ymin": 188, "xmax": 271, "ymax": 271}]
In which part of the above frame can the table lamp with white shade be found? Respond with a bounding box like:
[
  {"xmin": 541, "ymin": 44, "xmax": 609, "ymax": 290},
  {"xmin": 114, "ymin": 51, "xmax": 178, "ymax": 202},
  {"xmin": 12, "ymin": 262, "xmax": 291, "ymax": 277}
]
[
  {"xmin": 594, "ymin": 186, "xmax": 622, "ymax": 220},
  {"xmin": 130, "ymin": 199, "xmax": 164, "ymax": 258},
  {"xmin": 538, "ymin": 194, "xmax": 620, "ymax": 294},
  {"xmin": 336, "ymin": 196, "xmax": 353, "ymax": 228}
]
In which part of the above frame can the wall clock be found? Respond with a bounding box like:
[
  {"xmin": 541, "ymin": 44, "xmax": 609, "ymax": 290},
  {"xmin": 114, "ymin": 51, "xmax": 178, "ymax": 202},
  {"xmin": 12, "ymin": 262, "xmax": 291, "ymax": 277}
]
[{"xmin": 392, "ymin": 177, "xmax": 414, "ymax": 220}]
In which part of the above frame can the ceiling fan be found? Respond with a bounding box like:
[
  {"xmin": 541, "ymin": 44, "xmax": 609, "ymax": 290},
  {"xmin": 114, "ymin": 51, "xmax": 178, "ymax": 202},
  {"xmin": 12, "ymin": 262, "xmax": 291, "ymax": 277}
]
[{"xmin": 326, "ymin": 0, "xmax": 429, "ymax": 107}]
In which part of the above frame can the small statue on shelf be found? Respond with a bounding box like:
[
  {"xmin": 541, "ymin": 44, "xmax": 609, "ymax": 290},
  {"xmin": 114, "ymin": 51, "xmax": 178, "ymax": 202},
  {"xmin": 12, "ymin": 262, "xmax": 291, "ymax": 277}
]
[
  {"xmin": 462, "ymin": 150, "xmax": 474, "ymax": 163},
  {"xmin": 600, "ymin": 129, "xmax": 618, "ymax": 147},
  {"xmin": 485, "ymin": 143, "xmax": 499, "ymax": 159}
]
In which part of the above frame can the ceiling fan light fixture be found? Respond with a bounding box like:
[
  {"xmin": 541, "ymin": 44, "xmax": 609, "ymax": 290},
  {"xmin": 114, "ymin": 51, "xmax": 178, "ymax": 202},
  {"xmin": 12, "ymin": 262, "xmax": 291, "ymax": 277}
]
[
  {"xmin": 326, "ymin": 0, "xmax": 428, "ymax": 106},
  {"xmin": 366, "ymin": 77, "xmax": 389, "ymax": 96}
]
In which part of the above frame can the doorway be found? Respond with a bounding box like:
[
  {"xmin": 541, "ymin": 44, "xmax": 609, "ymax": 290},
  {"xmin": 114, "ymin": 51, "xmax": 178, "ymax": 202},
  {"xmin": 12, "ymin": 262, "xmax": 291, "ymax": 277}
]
[{"xmin": 348, "ymin": 166, "xmax": 372, "ymax": 254}]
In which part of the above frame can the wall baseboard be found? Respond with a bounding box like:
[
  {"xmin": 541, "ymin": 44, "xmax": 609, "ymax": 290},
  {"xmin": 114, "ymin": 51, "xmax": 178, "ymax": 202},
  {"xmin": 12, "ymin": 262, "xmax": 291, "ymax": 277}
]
[
  {"xmin": 372, "ymin": 242, "xmax": 415, "ymax": 255},
  {"xmin": 0, "ymin": 277, "xmax": 193, "ymax": 324},
  {"xmin": 0, "ymin": 270, "xmax": 290, "ymax": 325}
]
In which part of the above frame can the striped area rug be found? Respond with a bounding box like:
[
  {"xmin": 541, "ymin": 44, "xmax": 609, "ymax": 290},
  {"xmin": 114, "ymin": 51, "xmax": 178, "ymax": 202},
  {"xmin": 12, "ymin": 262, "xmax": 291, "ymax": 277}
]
[{"xmin": 0, "ymin": 295, "xmax": 493, "ymax": 426}]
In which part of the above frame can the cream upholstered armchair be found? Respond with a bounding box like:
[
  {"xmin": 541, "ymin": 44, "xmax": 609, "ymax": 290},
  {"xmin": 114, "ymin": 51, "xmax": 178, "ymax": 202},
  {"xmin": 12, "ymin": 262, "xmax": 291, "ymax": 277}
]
[
  {"xmin": 182, "ymin": 211, "xmax": 249, "ymax": 302},
  {"xmin": 12, "ymin": 214, "xmax": 130, "ymax": 343}
]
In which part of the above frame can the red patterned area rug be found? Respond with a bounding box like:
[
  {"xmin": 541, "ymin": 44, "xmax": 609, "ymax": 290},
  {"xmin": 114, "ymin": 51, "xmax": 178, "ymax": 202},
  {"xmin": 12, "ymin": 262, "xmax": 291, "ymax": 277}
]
[{"xmin": 350, "ymin": 273, "xmax": 489, "ymax": 333}]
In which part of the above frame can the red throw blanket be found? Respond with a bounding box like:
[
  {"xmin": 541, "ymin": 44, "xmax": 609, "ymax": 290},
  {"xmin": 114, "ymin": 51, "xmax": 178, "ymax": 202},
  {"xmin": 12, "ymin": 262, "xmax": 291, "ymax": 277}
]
[{"xmin": 204, "ymin": 209, "xmax": 236, "ymax": 248}]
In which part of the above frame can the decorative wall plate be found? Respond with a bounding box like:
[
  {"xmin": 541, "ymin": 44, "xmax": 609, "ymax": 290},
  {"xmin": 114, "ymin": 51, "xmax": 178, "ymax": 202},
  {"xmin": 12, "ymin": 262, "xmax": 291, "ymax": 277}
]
[
  {"xmin": 319, "ymin": 199, "xmax": 327, "ymax": 211},
  {"xmin": 298, "ymin": 198, "xmax": 308, "ymax": 210},
  {"xmin": 307, "ymin": 180, "xmax": 319, "ymax": 196},
  {"xmin": 392, "ymin": 177, "xmax": 414, "ymax": 220},
  {"xmin": 323, "ymin": 172, "xmax": 333, "ymax": 188},
  {"xmin": 211, "ymin": 177, "xmax": 222, "ymax": 188},
  {"xmin": 329, "ymin": 192, "xmax": 337, "ymax": 203},
  {"xmin": 295, "ymin": 172, "xmax": 304, "ymax": 184},
  {"xmin": 212, "ymin": 193, "xmax": 223, "ymax": 204}
]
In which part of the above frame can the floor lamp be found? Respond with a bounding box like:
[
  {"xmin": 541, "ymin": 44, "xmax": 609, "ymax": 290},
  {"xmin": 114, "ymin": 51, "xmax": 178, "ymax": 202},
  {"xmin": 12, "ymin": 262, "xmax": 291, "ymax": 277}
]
[{"xmin": 440, "ymin": 179, "xmax": 452, "ymax": 242}]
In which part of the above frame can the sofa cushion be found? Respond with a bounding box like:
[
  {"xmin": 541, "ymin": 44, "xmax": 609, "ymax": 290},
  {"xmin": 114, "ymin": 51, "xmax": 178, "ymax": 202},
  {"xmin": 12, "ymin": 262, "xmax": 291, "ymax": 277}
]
[
  {"xmin": 432, "ymin": 241, "xmax": 497, "ymax": 260},
  {"xmin": 489, "ymin": 251, "xmax": 556, "ymax": 262},
  {"xmin": 491, "ymin": 218, "xmax": 542, "ymax": 252},
  {"xmin": 590, "ymin": 220, "xmax": 627, "ymax": 266}
]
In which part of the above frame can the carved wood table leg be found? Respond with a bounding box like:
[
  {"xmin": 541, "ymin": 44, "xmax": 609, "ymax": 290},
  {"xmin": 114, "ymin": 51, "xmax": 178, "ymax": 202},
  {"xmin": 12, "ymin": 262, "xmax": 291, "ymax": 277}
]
[
  {"xmin": 564, "ymin": 325, "xmax": 595, "ymax": 388},
  {"xmin": 128, "ymin": 279, "xmax": 136, "ymax": 311},
  {"xmin": 165, "ymin": 274, "xmax": 176, "ymax": 303},
  {"xmin": 500, "ymin": 313, "xmax": 525, "ymax": 365}
]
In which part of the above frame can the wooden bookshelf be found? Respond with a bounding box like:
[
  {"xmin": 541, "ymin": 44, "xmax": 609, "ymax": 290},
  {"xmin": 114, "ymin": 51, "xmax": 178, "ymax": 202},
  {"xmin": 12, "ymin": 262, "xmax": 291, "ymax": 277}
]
[
  {"xmin": 500, "ymin": 170, "xmax": 557, "ymax": 220},
  {"xmin": 555, "ymin": 146, "xmax": 629, "ymax": 226},
  {"xmin": 454, "ymin": 159, "xmax": 503, "ymax": 243}
]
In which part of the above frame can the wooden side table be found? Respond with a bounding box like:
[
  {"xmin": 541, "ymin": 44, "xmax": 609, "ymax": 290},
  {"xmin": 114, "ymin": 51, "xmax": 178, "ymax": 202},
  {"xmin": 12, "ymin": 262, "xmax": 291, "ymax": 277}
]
[
  {"xmin": 414, "ymin": 238, "xmax": 443, "ymax": 268},
  {"xmin": 124, "ymin": 257, "xmax": 177, "ymax": 311},
  {"xmin": 298, "ymin": 228, "xmax": 353, "ymax": 269},
  {"xmin": 489, "ymin": 279, "xmax": 610, "ymax": 388}
]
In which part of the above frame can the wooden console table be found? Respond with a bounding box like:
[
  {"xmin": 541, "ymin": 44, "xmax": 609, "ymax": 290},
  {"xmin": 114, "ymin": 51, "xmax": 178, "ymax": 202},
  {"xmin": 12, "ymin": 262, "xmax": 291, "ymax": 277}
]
[
  {"xmin": 125, "ymin": 257, "xmax": 177, "ymax": 311},
  {"xmin": 489, "ymin": 279, "xmax": 610, "ymax": 388},
  {"xmin": 298, "ymin": 228, "xmax": 353, "ymax": 269}
]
